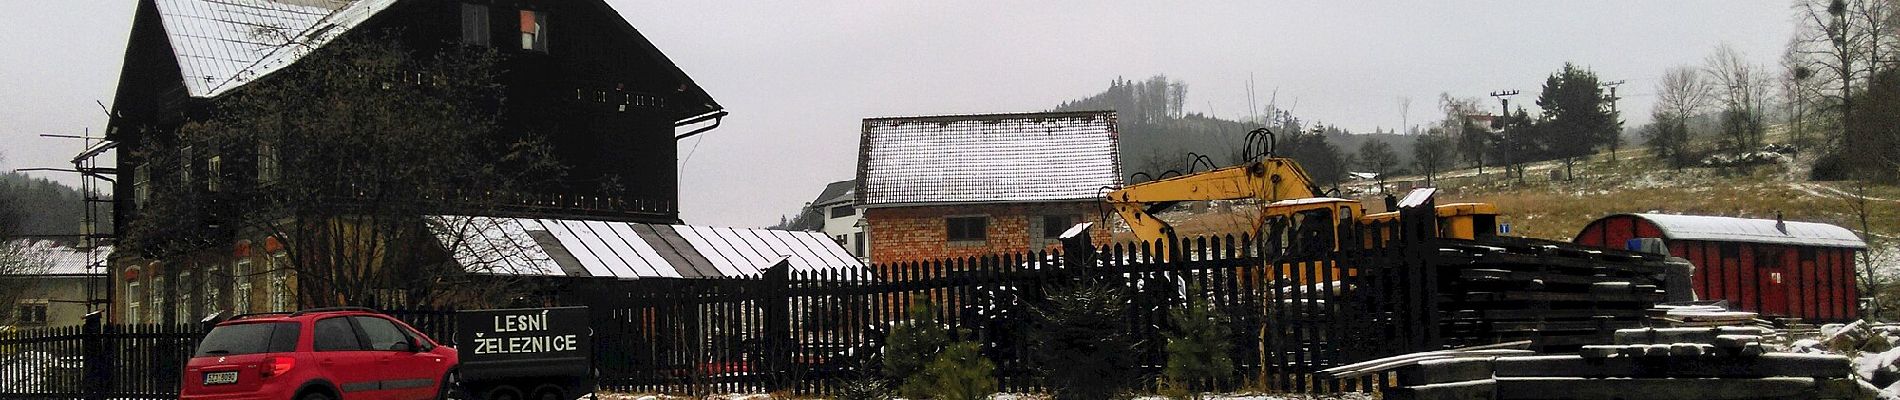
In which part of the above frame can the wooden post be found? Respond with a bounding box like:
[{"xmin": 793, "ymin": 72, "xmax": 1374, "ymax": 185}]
[
  {"xmin": 761, "ymin": 259, "xmax": 793, "ymax": 392},
  {"xmin": 82, "ymin": 311, "xmax": 106, "ymax": 400}
]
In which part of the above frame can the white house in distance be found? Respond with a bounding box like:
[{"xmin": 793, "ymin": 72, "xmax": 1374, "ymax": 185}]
[{"xmin": 809, "ymin": 180, "xmax": 866, "ymax": 260}]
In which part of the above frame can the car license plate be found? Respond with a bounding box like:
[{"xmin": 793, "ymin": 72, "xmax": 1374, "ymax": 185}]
[{"xmin": 204, "ymin": 371, "xmax": 239, "ymax": 385}]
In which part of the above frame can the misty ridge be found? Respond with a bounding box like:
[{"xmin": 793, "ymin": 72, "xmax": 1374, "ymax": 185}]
[{"xmin": 1053, "ymin": 75, "xmax": 1417, "ymax": 187}]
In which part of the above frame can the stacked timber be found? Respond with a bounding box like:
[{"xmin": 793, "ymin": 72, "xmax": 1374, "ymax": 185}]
[
  {"xmin": 1431, "ymin": 238, "xmax": 1687, "ymax": 350},
  {"xmin": 1648, "ymin": 304, "xmax": 1775, "ymax": 329},
  {"xmin": 1383, "ymin": 327, "xmax": 1877, "ymax": 400}
]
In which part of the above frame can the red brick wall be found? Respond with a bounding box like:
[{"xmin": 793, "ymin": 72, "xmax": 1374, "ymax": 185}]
[{"xmin": 864, "ymin": 202, "xmax": 1113, "ymax": 265}]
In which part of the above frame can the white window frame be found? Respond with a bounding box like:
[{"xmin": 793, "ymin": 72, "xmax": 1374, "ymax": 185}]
[
  {"xmin": 257, "ymin": 141, "xmax": 279, "ymax": 185},
  {"xmin": 234, "ymin": 258, "xmax": 253, "ymax": 314},
  {"xmin": 126, "ymin": 280, "xmax": 142, "ymax": 325},
  {"xmin": 206, "ymin": 155, "xmax": 222, "ymax": 192},
  {"xmin": 15, "ymin": 300, "xmax": 49, "ymax": 326},
  {"xmin": 270, "ymin": 252, "xmax": 293, "ymax": 312},
  {"xmin": 154, "ymin": 274, "xmax": 169, "ymax": 323},
  {"xmin": 203, "ymin": 266, "xmax": 222, "ymax": 317},
  {"xmin": 133, "ymin": 164, "xmax": 151, "ymax": 209},
  {"xmin": 179, "ymin": 146, "xmax": 194, "ymax": 187}
]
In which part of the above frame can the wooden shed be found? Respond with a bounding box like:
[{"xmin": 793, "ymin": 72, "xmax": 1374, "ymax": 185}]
[{"xmin": 1574, "ymin": 213, "xmax": 1866, "ymax": 322}]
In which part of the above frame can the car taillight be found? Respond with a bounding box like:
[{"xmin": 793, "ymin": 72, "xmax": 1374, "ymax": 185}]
[{"xmin": 260, "ymin": 356, "xmax": 295, "ymax": 378}]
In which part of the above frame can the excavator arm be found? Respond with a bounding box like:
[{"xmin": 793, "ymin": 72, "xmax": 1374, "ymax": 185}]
[{"xmin": 1106, "ymin": 157, "xmax": 1323, "ymax": 242}]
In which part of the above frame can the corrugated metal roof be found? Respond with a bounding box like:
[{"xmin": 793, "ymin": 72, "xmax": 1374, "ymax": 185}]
[
  {"xmin": 1629, "ymin": 213, "xmax": 1867, "ymax": 249},
  {"xmin": 431, "ymin": 216, "xmax": 866, "ymax": 279},
  {"xmin": 154, "ymin": 0, "xmax": 397, "ymax": 98},
  {"xmin": 857, "ymin": 111, "xmax": 1122, "ymax": 207}
]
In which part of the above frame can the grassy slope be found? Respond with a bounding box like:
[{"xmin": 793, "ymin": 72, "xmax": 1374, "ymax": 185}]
[{"xmin": 1351, "ymin": 148, "xmax": 1900, "ymax": 244}]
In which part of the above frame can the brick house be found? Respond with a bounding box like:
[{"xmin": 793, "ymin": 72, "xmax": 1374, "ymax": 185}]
[
  {"xmin": 855, "ymin": 111, "xmax": 1122, "ymax": 265},
  {"xmin": 101, "ymin": 0, "xmax": 729, "ymax": 324}
]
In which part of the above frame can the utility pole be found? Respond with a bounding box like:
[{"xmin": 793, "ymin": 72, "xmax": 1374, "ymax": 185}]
[
  {"xmin": 1489, "ymin": 90, "xmax": 1519, "ymax": 182},
  {"xmin": 1601, "ymin": 80, "xmax": 1625, "ymax": 163}
]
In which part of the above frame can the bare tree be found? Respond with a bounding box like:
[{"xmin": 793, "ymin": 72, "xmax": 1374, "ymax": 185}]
[
  {"xmin": 1649, "ymin": 66, "xmax": 1712, "ymax": 169},
  {"xmin": 1845, "ymin": 177, "xmax": 1889, "ymax": 319},
  {"xmin": 1399, "ymin": 96, "xmax": 1413, "ymax": 135},
  {"xmin": 1782, "ymin": 44, "xmax": 1822, "ymax": 150},
  {"xmin": 1791, "ymin": 0, "xmax": 1899, "ymax": 146},
  {"xmin": 1357, "ymin": 140, "xmax": 1401, "ymax": 192},
  {"xmin": 1705, "ymin": 44, "xmax": 1773, "ymax": 152},
  {"xmin": 1412, "ymin": 132, "xmax": 1453, "ymax": 187},
  {"xmin": 1437, "ymin": 93, "xmax": 1489, "ymax": 172}
]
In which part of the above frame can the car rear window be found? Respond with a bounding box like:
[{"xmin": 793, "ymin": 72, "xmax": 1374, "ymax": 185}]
[{"xmin": 195, "ymin": 322, "xmax": 300, "ymax": 357}]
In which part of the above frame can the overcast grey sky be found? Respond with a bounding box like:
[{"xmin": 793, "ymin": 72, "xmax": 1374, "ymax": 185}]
[{"xmin": 0, "ymin": 1, "xmax": 1796, "ymax": 228}]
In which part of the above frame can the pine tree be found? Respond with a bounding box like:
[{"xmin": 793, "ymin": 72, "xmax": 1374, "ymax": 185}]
[
  {"xmin": 911, "ymin": 333, "xmax": 999, "ymax": 400},
  {"xmin": 1033, "ymin": 278, "xmax": 1140, "ymax": 400},
  {"xmin": 1162, "ymin": 285, "xmax": 1234, "ymax": 400},
  {"xmin": 884, "ymin": 300, "xmax": 950, "ymax": 398}
]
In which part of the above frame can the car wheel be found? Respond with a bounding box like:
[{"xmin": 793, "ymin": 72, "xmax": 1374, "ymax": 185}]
[
  {"xmin": 488, "ymin": 387, "xmax": 522, "ymax": 400},
  {"xmin": 300, "ymin": 391, "xmax": 334, "ymax": 400},
  {"xmin": 534, "ymin": 387, "xmax": 564, "ymax": 400},
  {"xmin": 437, "ymin": 370, "xmax": 462, "ymax": 400}
]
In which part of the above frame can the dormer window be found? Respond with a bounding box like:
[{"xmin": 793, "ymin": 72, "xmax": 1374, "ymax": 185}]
[{"xmin": 519, "ymin": 10, "xmax": 547, "ymax": 52}]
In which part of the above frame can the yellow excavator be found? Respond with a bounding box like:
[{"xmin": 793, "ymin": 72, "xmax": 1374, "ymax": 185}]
[{"xmin": 1105, "ymin": 128, "xmax": 1499, "ymax": 259}]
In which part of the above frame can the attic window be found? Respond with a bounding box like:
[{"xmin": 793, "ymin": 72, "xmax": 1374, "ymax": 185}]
[
  {"xmin": 519, "ymin": 10, "xmax": 547, "ymax": 52},
  {"xmin": 461, "ymin": 4, "xmax": 490, "ymax": 47}
]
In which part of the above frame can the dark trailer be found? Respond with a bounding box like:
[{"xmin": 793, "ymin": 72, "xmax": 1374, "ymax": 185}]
[
  {"xmin": 457, "ymin": 306, "xmax": 593, "ymax": 400},
  {"xmin": 1574, "ymin": 213, "xmax": 1866, "ymax": 322}
]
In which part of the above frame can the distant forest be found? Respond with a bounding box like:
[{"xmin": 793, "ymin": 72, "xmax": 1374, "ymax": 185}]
[
  {"xmin": 0, "ymin": 172, "xmax": 102, "ymax": 242},
  {"xmin": 1051, "ymin": 75, "xmax": 1416, "ymax": 188}
]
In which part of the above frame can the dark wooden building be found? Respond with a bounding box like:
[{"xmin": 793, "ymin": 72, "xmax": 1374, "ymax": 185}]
[
  {"xmin": 1574, "ymin": 213, "xmax": 1866, "ymax": 322},
  {"xmin": 102, "ymin": 0, "xmax": 725, "ymax": 324},
  {"xmin": 108, "ymin": 0, "xmax": 724, "ymax": 228}
]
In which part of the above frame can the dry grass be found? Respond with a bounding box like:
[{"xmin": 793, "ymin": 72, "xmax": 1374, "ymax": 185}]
[{"xmin": 1135, "ymin": 148, "xmax": 1900, "ymax": 246}]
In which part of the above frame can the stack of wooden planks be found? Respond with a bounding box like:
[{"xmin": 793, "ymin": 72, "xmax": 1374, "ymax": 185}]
[
  {"xmin": 1381, "ymin": 327, "xmax": 1876, "ymax": 400},
  {"xmin": 1431, "ymin": 237, "xmax": 1685, "ymax": 350}
]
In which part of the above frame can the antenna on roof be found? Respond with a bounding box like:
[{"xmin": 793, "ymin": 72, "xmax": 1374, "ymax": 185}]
[{"xmin": 1776, "ymin": 210, "xmax": 1787, "ymax": 233}]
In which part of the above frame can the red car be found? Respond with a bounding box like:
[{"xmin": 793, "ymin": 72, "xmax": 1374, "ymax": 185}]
[{"xmin": 180, "ymin": 307, "xmax": 459, "ymax": 400}]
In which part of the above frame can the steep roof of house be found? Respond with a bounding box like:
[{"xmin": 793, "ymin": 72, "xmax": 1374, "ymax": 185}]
[
  {"xmin": 143, "ymin": 0, "xmax": 721, "ymax": 117},
  {"xmin": 154, "ymin": 0, "xmax": 395, "ymax": 98},
  {"xmin": 431, "ymin": 216, "xmax": 865, "ymax": 279},
  {"xmin": 856, "ymin": 111, "xmax": 1122, "ymax": 207},
  {"xmin": 811, "ymin": 180, "xmax": 856, "ymax": 207},
  {"xmin": 1624, "ymin": 213, "xmax": 1867, "ymax": 249}
]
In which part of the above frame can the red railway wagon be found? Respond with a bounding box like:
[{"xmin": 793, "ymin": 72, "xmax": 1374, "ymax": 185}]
[{"xmin": 1574, "ymin": 213, "xmax": 1866, "ymax": 322}]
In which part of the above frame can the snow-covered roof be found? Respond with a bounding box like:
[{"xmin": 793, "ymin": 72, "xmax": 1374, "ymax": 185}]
[
  {"xmin": 857, "ymin": 111, "xmax": 1122, "ymax": 207},
  {"xmin": 154, "ymin": 0, "xmax": 398, "ymax": 98},
  {"xmin": 1, "ymin": 241, "xmax": 110, "ymax": 277},
  {"xmin": 429, "ymin": 216, "xmax": 866, "ymax": 279},
  {"xmin": 1628, "ymin": 213, "xmax": 1867, "ymax": 249}
]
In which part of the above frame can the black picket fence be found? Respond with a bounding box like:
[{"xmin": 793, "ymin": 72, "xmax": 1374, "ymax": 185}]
[{"xmin": 589, "ymin": 216, "xmax": 1441, "ymax": 396}]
